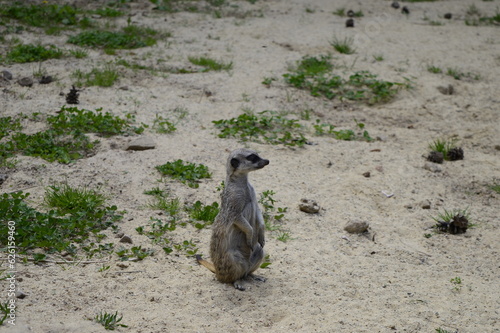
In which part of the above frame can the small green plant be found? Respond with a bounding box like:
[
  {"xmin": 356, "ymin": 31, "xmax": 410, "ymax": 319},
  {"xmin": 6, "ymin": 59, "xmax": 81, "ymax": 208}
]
[
  {"xmin": 330, "ymin": 36, "xmax": 356, "ymax": 54},
  {"xmin": 435, "ymin": 329, "xmax": 452, "ymax": 333},
  {"xmin": 259, "ymin": 190, "xmax": 289, "ymax": 238},
  {"xmin": 98, "ymin": 265, "xmax": 111, "ymax": 272},
  {"xmin": 428, "ymin": 138, "xmax": 462, "ymax": 161},
  {"xmin": 0, "ymin": 302, "xmax": 12, "ymax": 325},
  {"xmin": 156, "ymin": 160, "xmax": 211, "ymax": 188},
  {"xmin": 432, "ymin": 208, "xmax": 470, "ymax": 224},
  {"xmin": 95, "ymin": 311, "xmax": 128, "ymax": 330},
  {"xmin": 185, "ymin": 201, "xmax": 219, "ymax": 228},
  {"xmin": 213, "ymin": 110, "xmax": 308, "ymax": 147},
  {"xmin": 187, "ymin": 56, "xmax": 233, "ymax": 72},
  {"xmin": 68, "ymin": 48, "xmax": 88, "ymax": 59},
  {"xmin": 0, "ymin": 116, "xmax": 22, "ymax": 140},
  {"xmin": 489, "ymin": 183, "xmax": 500, "ymax": 194},
  {"xmin": 373, "ymin": 54, "xmax": 384, "ymax": 62},
  {"xmin": 173, "ymin": 239, "xmax": 198, "ymax": 256},
  {"xmin": 260, "ymin": 254, "xmax": 272, "ymax": 268},
  {"xmin": 314, "ymin": 119, "xmax": 373, "ymax": 141},
  {"xmin": 72, "ymin": 64, "xmax": 119, "ymax": 87},
  {"xmin": 427, "ymin": 65, "xmax": 443, "ymax": 74},
  {"xmin": 144, "ymin": 187, "xmax": 181, "ymax": 217},
  {"xmin": 136, "ymin": 217, "xmax": 176, "ymax": 248},
  {"xmin": 6, "ymin": 43, "xmax": 64, "ymax": 63},
  {"xmin": 152, "ymin": 115, "xmax": 176, "ymax": 134},
  {"xmin": 333, "ymin": 8, "xmax": 346, "ymax": 17},
  {"xmin": 450, "ymin": 276, "xmax": 462, "ymax": 291}
]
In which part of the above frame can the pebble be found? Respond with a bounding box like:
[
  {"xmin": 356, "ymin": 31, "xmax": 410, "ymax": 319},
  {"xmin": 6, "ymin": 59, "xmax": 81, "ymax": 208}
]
[
  {"xmin": 344, "ymin": 220, "xmax": 369, "ymax": 234},
  {"xmin": 119, "ymin": 235, "xmax": 133, "ymax": 244},
  {"xmin": 420, "ymin": 200, "xmax": 431, "ymax": 209},
  {"xmin": 126, "ymin": 136, "xmax": 156, "ymax": 151},
  {"xmin": 427, "ymin": 151, "xmax": 444, "ymax": 164},
  {"xmin": 444, "ymin": 13, "xmax": 452, "ymax": 19},
  {"xmin": 298, "ymin": 198, "xmax": 320, "ymax": 214},
  {"xmin": 437, "ymin": 84, "xmax": 454, "ymax": 95},
  {"xmin": 17, "ymin": 77, "xmax": 33, "ymax": 87},
  {"xmin": 402, "ymin": 6, "xmax": 410, "ymax": 14},
  {"xmin": 391, "ymin": 2, "xmax": 400, "ymax": 9},
  {"xmin": 39, "ymin": 75, "xmax": 53, "ymax": 84},
  {"xmin": 346, "ymin": 18, "xmax": 354, "ymax": 28},
  {"xmin": 362, "ymin": 171, "xmax": 371, "ymax": 178},
  {"xmin": 1, "ymin": 70, "xmax": 13, "ymax": 80},
  {"xmin": 16, "ymin": 290, "xmax": 27, "ymax": 299},
  {"xmin": 424, "ymin": 162, "xmax": 442, "ymax": 173}
]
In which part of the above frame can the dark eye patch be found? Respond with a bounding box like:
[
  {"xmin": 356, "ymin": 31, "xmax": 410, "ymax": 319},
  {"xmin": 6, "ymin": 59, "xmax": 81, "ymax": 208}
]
[{"xmin": 246, "ymin": 154, "xmax": 260, "ymax": 163}]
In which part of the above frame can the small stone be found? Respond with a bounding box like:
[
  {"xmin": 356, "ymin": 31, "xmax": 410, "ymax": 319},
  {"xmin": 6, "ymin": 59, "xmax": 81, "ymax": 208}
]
[
  {"xmin": 362, "ymin": 172, "xmax": 371, "ymax": 178},
  {"xmin": 391, "ymin": 2, "xmax": 400, "ymax": 9},
  {"xmin": 16, "ymin": 290, "xmax": 27, "ymax": 299},
  {"xmin": 344, "ymin": 220, "xmax": 369, "ymax": 234},
  {"xmin": 420, "ymin": 200, "xmax": 431, "ymax": 209},
  {"xmin": 345, "ymin": 18, "xmax": 354, "ymax": 28},
  {"xmin": 17, "ymin": 77, "xmax": 33, "ymax": 87},
  {"xmin": 116, "ymin": 232, "xmax": 124, "ymax": 238},
  {"xmin": 117, "ymin": 262, "xmax": 129, "ymax": 269},
  {"xmin": 402, "ymin": 6, "xmax": 410, "ymax": 14},
  {"xmin": 444, "ymin": 13, "xmax": 452, "ymax": 19},
  {"xmin": 1, "ymin": 70, "xmax": 13, "ymax": 80},
  {"xmin": 424, "ymin": 162, "xmax": 442, "ymax": 173},
  {"xmin": 437, "ymin": 84, "xmax": 454, "ymax": 95},
  {"xmin": 119, "ymin": 86, "xmax": 129, "ymax": 90},
  {"xmin": 126, "ymin": 136, "xmax": 156, "ymax": 151},
  {"xmin": 298, "ymin": 198, "xmax": 320, "ymax": 214},
  {"xmin": 119, "ymin": 235, "xmax": 133, "ymax": 244},
  {"xmin": 0, "ymin": 174, "xmax": 8, "ymax": 185},
  {"xmin": 447, "ymin": 147, "xmax": 464, "ymax": 161},
  {"xmin": 427, "ymin": 151, "xmax": 444, "ymax": 164},
  {"xmin": 39, "ymin": 75, "xmax": 53, "ymax": 84},
  {"xmin": 347, "ymin": 10, "xmax": 355, "ymax": 17}
]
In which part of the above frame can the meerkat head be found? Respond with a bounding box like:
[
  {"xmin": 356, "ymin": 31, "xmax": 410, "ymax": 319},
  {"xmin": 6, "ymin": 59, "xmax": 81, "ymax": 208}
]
[{"xmin": 227, "ymin": 148, "xmax": 269, "ymax": 176}]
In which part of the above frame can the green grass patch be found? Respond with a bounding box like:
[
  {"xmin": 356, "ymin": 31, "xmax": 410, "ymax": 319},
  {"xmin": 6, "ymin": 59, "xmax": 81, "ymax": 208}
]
[
  {"xmin": 0, "ymin": 189, "xmax": 122, "ymax": 255},
  {"xmin": 283, "ymin": 55, "xmax": 409, "ymax": 104},
  {"xmin": 0, "ymin": 106, "xmax": 143, "ymax": 164},
  {"xmin": 187, "ymin": 56, "xmax": 233, "ymax": 72},
  {"xmin": 72, "ymin": 64, "xmax": 119, "ymax": 87},
  {"xmin": 213, "ymin": 110, "xmax": 308, "ymax": 146},
  {"xmin": 156, "ymin": 160, "xmax": 211, "ymax": 188},
  {"xmin": 5, "ymin": 43, "xmax": 64, "ymax": 63},
  {"xmin": 68, "ymin": 25, "xmax": 162, "ymax": 50},
  {"xmin": 0, "ymin": 3, "xmax": 79, "ymax": 28},
  {"xmin": 47, "ymin": 106, "xmax": 138, "ymax": 137}
]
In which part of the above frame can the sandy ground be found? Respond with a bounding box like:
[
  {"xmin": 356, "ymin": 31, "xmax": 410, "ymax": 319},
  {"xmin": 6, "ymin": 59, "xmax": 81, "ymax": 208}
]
[{"xmin": 1, "ymin": 0, "xmax": 499, "ymax": 332}]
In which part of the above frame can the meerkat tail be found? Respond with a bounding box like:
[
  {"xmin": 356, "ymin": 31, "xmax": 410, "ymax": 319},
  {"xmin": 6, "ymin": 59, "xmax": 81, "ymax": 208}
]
[{"xmin": 195, "ymin": 255, "xmax": 216, "ymax": 274}]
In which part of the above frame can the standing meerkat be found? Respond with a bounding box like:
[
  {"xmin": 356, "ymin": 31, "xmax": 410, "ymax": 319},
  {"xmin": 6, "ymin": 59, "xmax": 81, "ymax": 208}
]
[{"xmin": 196, "ymin": 148, "xmax": 269, "ymax": 290}]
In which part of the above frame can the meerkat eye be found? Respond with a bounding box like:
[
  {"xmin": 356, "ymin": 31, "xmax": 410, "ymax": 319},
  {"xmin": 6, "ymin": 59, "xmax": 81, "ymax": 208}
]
[
  {"xmin": 230, "ymin": 158, "xmax": 240, "ymax": 169},
  {"xmin": 246, "ymin": 154, "xmax": 260, "ymax": 163}
]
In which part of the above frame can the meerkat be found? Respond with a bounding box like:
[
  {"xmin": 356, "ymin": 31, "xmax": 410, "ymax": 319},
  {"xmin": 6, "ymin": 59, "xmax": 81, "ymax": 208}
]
[{"xmin": 196, "ymin": 148, "xmax": 269, "ymax": 290}]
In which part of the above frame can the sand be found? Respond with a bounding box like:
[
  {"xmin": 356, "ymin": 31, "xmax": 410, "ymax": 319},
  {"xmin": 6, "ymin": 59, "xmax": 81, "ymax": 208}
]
[{"xmin": 1, "ymin": 0, "xmax": 499, "ymax": 332}]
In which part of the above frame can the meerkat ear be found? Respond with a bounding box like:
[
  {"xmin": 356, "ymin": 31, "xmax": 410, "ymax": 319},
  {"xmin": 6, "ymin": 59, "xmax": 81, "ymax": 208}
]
[{"xmin": 230, "ymin": 158, "xmax": 240, "ymax": 169}]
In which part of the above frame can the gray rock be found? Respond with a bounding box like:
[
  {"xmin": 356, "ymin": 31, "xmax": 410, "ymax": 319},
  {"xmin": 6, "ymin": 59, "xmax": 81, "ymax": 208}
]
[
  {"xmin": 299, "ymin": 198, "xmax": 320, "ymax": 214},
  {"xmin": 1, "ymin": 70, "xmax": 13, "ymax": 80},
  {"xmin": 437, "ymin": 84, "xmax": 454, "ymax": 95},
  {"xmin": 420, "ymin": 200, "xmax": 431, "ymax": 209},
  {"xmin": 16, "ymin": 289, "xmax": 27, "ymax": 299},
  {"xmin": 424, "ymin": 162, "xmax": 442, "ymax": 173},
  {"xmin": 126, "ymin": 136, "xmax": 156, "ymax": 151},
  {"xmin": 17, "ymin": 77, "xmax": 33, "ymax": 87},
  {"xmin": 0, "ymin": 174, "xmax": 8, "ymax": 185},
  {"xmin": 344, "ymin": 220, "xmax": 369, "ymax": 233},
  {"xmin": 119, "ymin": 235, "xmax": 133, "ymax": 244}
]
